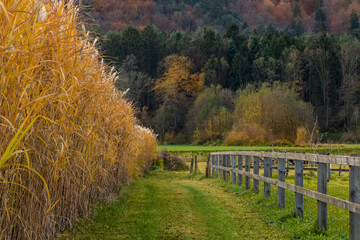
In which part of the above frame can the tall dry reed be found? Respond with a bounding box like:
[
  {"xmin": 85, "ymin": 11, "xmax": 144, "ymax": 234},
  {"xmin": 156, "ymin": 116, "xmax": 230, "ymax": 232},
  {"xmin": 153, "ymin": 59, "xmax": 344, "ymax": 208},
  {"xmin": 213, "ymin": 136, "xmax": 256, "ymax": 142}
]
[{"xmin": 0, "ymin": 0, "xmax": 157, "ymax": 238}]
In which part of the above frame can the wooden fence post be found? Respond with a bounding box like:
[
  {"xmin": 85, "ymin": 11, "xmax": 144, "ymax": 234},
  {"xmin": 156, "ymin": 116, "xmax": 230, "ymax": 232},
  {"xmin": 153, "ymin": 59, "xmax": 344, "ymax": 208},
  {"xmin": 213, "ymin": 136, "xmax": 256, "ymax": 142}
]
[
  {"xmin": 218, "ymin": 155, "xmax": 221, "ymax": 177},
  {"xmin": 206, "ymin": 154, "xmax": 210, "ymax": 178},
  {"xmin": 339, "ymin": 164, "xmax": 342, "ymax": 176},
  {"xmin": 232, "ymin": 155, "xmax": 236, "ymax": 184},
  {"xmin": 190, "ymin": 157, "xmax": 194, "ymax": 173},
  {"xmin": 211, "ymin": 155, "xmax": 215, "ymax": 178},
  {"xmin": 350, "ymin": 155, "xmax": 360, "ymax": 240},
  {"xmin": 264, "ymin": 157, "xmax": 272, "ymax": 197},
  {"xmin": 238, "ymin": 155, "xmax": 243, "ymax": 186},
  {"xmin": 227, "ymin": 155, "xmax": 231, "ymax": 180},
  {"xmin": 319, "ymin": 153, "xmax": 330, "ymax": 181},
  {"xmin": 245, "ymin": 156, "xmax": 251, "ymax": 189},
  {"xmin": 215, "ymin": 155, "xmax": 218, "ymax": 177},
  {"xmin": 317, "ymin": 162, "xmax": 328, "ymax": 230},
  {"xmin": 286, "ymin": 159, "xmax": 289, "ymax": 176},
  {"xmin": 215, "ymin": 155, "xmax": 219, "ymax": 177},
  {"xmin": 253, "ymin": 156, "xmax": 259, "ymax": 194},
  {"xmin": 213, "ymin": 155, "xmax": 217, "ymax": 177},
  {"xmin": 295, "ymin": 160, "xmax": 304, "ymax": 218},
  {"xmin": 222, "ymin": 155, "xmax": 226, "ymax": 180},
  {"xmin": 278, "ymin": 158, "xmax": 286, "ymax": 208},
  {"xmin": 195, "ymin": 155, "xmax": 198, "ymax": 173}
]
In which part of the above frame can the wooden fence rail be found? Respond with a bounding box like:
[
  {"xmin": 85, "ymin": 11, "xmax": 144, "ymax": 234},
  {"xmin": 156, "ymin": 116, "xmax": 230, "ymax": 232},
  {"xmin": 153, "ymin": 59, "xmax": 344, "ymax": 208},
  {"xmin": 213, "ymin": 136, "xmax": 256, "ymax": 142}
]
[{"xmin": 210, "ymin": 151, "xmax": 360, "ymax": 240}]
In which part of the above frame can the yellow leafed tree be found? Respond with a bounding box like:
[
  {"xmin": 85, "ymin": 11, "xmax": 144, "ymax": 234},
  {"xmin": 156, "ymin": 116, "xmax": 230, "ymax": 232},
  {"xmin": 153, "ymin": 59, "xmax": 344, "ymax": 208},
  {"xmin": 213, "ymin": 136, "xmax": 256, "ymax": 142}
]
[
  {"xmin": 154, "ymin": 54, "xmax": 204, "ymax": 139},
  {"xmin": 155, "ymin": 54, "xmax": 204, "ymax": 98},
  {"xmin": 226, "ymin": 84, "xmax": 314, "ymax": 145}
]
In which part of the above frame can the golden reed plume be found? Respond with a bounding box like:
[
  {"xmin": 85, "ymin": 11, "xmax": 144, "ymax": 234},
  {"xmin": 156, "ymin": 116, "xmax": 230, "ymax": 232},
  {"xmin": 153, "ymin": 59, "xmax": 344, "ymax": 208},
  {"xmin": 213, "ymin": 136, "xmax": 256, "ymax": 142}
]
[{"xmin": 0, "ymin": 0, "xmax": 157, "ymax": 238}]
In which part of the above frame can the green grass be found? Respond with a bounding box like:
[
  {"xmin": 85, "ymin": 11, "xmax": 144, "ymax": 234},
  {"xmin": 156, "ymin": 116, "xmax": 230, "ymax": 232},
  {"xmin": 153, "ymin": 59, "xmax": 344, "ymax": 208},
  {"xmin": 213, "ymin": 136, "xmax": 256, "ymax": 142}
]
[
  {"xmin": 158, "ymin": 144, "xmax": 360, "ymax": 155},
  {"xmin": 59, "ymin": 160, "xmax": 352, "ymax": 240},
  {"xmin": 59, "ymin": 170, "xmax": 289, "ymax": 240},
  {"xmin": 206, "ymin": 172, "xmax": 350, "ymax": 239}
]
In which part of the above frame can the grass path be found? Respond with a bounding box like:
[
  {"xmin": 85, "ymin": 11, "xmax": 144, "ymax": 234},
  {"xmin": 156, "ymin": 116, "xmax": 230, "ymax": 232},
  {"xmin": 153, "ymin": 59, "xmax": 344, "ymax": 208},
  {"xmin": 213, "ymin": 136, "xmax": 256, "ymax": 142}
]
[{"xmin": 60, "ymin": 171, "xmax": 289, "ymax": 240}]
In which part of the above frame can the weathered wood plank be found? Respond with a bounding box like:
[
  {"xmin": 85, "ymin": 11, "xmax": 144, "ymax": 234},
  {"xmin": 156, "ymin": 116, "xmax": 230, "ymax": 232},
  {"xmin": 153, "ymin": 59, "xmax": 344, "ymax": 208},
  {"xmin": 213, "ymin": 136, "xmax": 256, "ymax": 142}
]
[
  {"xmin": 206, "ymin": 154, "xmax": 211, "ymax": 178},
  {"xmin": 295, "ymin": 160, "xmax": 304, "ymax": 218},
  {"xmin": 222, "ymin": 155, "xmax": 226, "ymax": 180},
  {"xmin": 232, "ymin": 155, "xmax": 236, "ymax": 184},
  {"xmin": 264, "ymin": 157, "xmax": 271, "ymax": 197},
  {"xmin": 339, "ymin": 164, "xmax": 342, "ymax": 176},
  {"xmin": 238, "ymin": 155, "xmax": 243, "ymax": 186},
  {"xmin": 213, "ymin": 165, "xmax": 360, "ymax": 214},
  {"xmin": 278, "ymin": 158, "xmax": 286, "ymax": 208},
  {"xmin": 286, "ymin": 159, "xmax": 289, "ymax": 176},
  {"xmin": 195, "ymin": 155, "xmax": 198, "ymax": 173},
  {"xmin": 317, "ymin": 163, "xmax": 328, "ymax": 230},
  {"xmin": 253, "ymin": 156, "xmax": 259, "ymax": 194},
  {"xmin": 211, "ymin": 155, "xmax": 215, "ymax": 178},
  {"xmin": 210, "ymin": 151, "xmax": 360, "ymax": 167},
  {"xmin": 214, "ymin": 155, "xmax": 218, "ymax": 177},
  {"xmin": 190, "ymin": 157, "xmax": 194, "ymax": 173},
  {"xmin": 245, "ymin": 156, "xmax": 251, "ymax": 189},
  {"xmin": 227, "ymin": 155, "xmax": 231, "ymax": 180}
]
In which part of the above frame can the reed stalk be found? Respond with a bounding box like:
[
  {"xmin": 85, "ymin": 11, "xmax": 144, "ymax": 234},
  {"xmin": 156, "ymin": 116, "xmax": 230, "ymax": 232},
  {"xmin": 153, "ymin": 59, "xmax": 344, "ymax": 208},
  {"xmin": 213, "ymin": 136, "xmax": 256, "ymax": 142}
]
[{"xmin": 0, "ymin": 0, "xmax": 157, "ymax": 238}]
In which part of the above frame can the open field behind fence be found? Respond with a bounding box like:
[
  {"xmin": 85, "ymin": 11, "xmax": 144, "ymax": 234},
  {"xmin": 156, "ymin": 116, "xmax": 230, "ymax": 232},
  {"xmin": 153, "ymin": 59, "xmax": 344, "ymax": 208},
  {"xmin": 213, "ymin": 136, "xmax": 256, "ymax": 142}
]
[{"xmin": 158, "ymin": 144, "xmax": 360, "ymax": 156}]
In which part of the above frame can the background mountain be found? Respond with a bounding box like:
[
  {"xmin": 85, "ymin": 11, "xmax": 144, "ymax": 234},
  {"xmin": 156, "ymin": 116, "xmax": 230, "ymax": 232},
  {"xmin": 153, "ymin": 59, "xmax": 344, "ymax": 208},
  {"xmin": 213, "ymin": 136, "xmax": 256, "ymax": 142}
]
[{"xmin": 80, "ymin": 0, "xmax": 360, "ymax": 34}]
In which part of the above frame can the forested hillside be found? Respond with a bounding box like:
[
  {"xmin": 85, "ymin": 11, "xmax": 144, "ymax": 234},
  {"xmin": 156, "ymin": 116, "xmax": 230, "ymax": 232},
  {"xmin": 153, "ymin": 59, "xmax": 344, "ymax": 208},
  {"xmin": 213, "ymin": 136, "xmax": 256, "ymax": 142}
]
[
  {"xmin": 80, "ymin": 0, "xmax": 360, "ymax": 34},
  {"xmin": 76, "ymin": 0, "xmax": 360, "ymax": 145},
  {"xmin": 98, "ymin": 22, "xmax": 360, "ymax": 145}
]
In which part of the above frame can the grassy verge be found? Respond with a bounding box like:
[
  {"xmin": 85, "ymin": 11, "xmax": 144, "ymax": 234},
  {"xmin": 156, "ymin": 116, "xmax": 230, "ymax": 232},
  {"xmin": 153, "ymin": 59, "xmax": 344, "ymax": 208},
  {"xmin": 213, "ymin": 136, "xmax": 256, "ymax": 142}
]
[
  {"xmin": 158, "ymin": 144, "xmax": 360, "ymax": 155},
  {"xmin": 196, "ymin": 162, "xmax": 350, "ymax": 239},
  {"xmin": 59, "ymin": 170, "xmax": 289, "ymax": 240}
]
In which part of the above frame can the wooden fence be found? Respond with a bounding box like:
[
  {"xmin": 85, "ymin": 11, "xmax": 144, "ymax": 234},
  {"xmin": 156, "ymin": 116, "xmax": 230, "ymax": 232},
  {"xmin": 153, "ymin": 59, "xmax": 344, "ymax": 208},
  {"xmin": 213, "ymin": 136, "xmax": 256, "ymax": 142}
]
[{"xmin": 210, "ymin": 151, "xmax": 360, "ymax": 240}]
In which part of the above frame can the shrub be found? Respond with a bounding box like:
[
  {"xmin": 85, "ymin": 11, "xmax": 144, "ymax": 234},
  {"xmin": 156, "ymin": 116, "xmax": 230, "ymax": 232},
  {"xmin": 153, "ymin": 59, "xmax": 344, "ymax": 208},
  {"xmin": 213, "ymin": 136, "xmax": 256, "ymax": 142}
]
[
  {"xmin": 164, "ymin": 131, "xmax": 175, "ymax": 144},
  {"xmin": 173, "ymin": 133, "xmax": 188, "ymax": 144},
  {"xmin": 271, "ymin": 139, "xmax": 293, "ymax": 147},
  {"xmin": 340, "ymin": 131, "xmax": 360, "ymax": 143},
  {"xmin": 295, "ymin": 126, "xmax": 312, "ymax": 146},
  {"xmin": 225, "ymin": 123, "xmax": 269, "ymax": 146},
  {"xmin": 157, "ymin": 151, "xmax": 188, "ymax": 170}
]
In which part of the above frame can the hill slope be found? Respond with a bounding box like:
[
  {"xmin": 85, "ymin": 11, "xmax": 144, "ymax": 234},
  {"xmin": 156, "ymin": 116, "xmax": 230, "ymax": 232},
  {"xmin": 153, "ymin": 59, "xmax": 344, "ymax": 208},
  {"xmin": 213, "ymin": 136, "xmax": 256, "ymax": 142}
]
[{"xmin": 80, "ymin": 0, "xmax": 360, "ymax": 34}]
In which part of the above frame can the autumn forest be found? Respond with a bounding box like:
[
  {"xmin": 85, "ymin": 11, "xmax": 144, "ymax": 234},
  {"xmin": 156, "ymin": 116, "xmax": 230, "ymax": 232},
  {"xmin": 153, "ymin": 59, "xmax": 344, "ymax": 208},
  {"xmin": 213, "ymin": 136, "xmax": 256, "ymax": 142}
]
[{"xmin": 80, "ymin": 0, "xmax": 360, "ymax": 145}]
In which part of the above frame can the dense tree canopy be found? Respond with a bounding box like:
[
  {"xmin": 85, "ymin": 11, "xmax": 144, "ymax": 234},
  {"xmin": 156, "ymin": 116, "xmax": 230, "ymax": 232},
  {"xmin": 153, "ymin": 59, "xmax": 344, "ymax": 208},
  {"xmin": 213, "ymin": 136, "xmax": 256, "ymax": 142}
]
[{"xmin": 99, "ymin": 22, "xmax": 360, "ymax": 145}]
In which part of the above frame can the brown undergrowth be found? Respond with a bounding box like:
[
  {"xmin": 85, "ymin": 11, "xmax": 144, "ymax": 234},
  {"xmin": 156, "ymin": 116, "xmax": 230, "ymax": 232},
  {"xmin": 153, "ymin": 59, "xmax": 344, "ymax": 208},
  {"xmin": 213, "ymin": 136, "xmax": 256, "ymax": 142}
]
[{"xmin": 0, "ymin": 0, "xmax": 157, "ymax": 238}]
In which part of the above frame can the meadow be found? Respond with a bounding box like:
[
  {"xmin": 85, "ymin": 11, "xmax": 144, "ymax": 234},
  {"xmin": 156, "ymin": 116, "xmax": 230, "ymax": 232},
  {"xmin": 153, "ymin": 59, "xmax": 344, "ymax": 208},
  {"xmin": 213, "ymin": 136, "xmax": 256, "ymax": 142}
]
[{"xmin": 158, "ymin": 144, "xmax": 360, "ymax": 155}]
